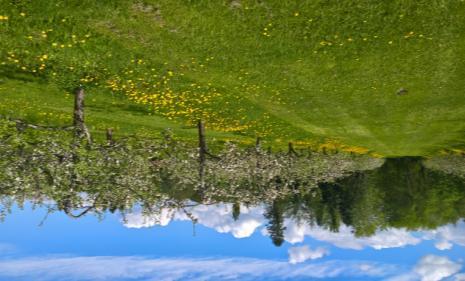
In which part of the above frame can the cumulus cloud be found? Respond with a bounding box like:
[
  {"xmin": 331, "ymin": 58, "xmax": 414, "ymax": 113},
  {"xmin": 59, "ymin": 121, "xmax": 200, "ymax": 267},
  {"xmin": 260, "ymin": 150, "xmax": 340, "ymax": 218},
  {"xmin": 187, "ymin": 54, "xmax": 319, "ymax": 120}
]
[
  {"xmin": 424, "ymin": 221, "xmax": 465, "ymax": 251},
  {"xmin": 413, "ymin": 255, "xmax": 462, "ymax": 281},
  {"xmin": 177, "ymin": 204, "xmax": 264, "ymax": 238},
  {"xmin": 455, "ymin": 273, "xmax": 465, "ymax": 281},
  {"xmin": 283, "ymin": 221, "xmax": 421, "ymax": 250},
  {"xmin": 0, "ymin": 256, "xmax": 398, "ymax": 281},
  {"xmin": 124, "ymin": 208, "xmax": 175, "ymax": 228},
  {"xmin": 123, "ymin": 204, "xmax": 265, "ymax": 239},
  {"xmin": 288, "ymin": 245, "xmax": 329, "ymax": 264},
  {"xmin": 434, "ymin": 240, "xmax": 453, "ymax": 251}
]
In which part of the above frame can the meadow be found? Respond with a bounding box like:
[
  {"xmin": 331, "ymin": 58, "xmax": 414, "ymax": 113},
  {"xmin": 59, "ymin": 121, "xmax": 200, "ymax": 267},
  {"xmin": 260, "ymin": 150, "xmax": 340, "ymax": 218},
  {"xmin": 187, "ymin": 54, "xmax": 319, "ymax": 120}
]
[{"xmin": 1, "ymin": 0, "xmax": 465, "ymax": 156}]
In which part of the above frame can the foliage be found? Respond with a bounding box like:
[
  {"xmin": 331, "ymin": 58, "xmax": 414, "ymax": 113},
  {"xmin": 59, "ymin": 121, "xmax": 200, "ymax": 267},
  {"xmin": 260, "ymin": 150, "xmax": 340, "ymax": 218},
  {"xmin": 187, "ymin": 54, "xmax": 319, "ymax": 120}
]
[
  {"xmin": 2, "ymin": 121, "xmax": 465, "ymax": 246},
  {"xmin": 423, "ymin": 155, "xmax": 465, "ymax": 178},
  {"xmin": 0, "ymin": 119, "xmax": 381, "ymax": 221}
]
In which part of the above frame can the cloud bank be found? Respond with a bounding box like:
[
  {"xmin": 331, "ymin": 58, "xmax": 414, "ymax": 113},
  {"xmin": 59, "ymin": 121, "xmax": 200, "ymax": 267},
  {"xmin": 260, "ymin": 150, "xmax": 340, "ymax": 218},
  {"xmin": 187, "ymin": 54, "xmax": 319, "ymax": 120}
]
[
  {"xmin": 414, "ymin": 255, "xmax": 462, "ymax": 281},
  {"xmin": 388, "ymin": 255, "xmax": 463, "ymax": 281},
  {"xmin": 283, "ymin": 220, "xmax": 421, "ymax": 250},
  {"xmin": 425, "ymin": 221, "xmax": 465, "ymax": 251},
  {"xmin": 122, "ymin": 204, "xmax": 465, "ymax": 252},
  {"xmin": 0, "ymin": 256, "xmax": 398, "ymax": 281}
]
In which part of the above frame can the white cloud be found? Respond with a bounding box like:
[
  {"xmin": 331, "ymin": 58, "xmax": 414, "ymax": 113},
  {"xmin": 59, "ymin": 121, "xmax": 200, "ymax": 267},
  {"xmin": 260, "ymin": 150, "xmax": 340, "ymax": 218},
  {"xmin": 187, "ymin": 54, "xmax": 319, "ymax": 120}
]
[
  {"xmin": 123, "ymin": 204, "xmax": 265, "ymax": 239},
  {"xmin": 122, "ymin": 204, "xmax": 465, "ymax": 252},
  {"xmin": 288, "ymin": 245, "xmax": 329, "ymax": 264},
  {"xmin": 124, "ymin": 208, "xmax": 175, "ymax": 228},
  {"xmin": 454, "ymin": 273, "xmax": 465, "ymax": 281},
  {"xmin": 179, "ymin": 204, "xmax": 264, "ymax": 238},
  {"xmin": 413, "ymin": 255, "xmax": 462, "ymax": 281},
  {"xmin": 0, "ymin": 256, "xmax": 398, "ymax": 281},
  {"xmin": 283, "ymin": 220, "xmax": 421, "ymax": 250},
  {"xmin": 435, "ymin": 240, "xmax": 453, "ymax": 251},
  {"xmin": 424, "ymin": 221, "xmax": 465, "ymax": 251},
  {"xmin": 125, "ymin": 203, "xmax": 422, "ymax": 250}
]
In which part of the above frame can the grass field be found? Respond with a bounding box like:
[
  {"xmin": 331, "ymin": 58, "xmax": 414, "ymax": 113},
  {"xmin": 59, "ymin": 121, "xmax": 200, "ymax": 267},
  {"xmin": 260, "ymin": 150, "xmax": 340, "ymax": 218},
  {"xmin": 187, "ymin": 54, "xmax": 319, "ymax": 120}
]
[{"xmin": 1, "ymin": 0, "xmax": 465, "ymax": 156}]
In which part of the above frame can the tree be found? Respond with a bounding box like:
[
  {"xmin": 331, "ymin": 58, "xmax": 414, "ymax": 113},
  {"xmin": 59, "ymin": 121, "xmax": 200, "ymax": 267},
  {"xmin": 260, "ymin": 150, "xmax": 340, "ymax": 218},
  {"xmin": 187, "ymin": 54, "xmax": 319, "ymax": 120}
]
[{"xmin": 265, "ymin": 199, "xmax": 287, "ymax": 247}]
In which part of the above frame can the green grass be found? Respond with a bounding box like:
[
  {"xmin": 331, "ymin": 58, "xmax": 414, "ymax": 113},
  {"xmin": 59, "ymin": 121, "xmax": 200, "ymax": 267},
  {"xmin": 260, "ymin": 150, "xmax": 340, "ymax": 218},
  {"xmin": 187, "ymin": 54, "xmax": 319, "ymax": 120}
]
[
  {"xmin": 0, "ymin": 78, "xmax": 246, "ymax": 143},
  {"xmin": 1, "ymin": 0, "xmax": 465, "ymax": 156}
]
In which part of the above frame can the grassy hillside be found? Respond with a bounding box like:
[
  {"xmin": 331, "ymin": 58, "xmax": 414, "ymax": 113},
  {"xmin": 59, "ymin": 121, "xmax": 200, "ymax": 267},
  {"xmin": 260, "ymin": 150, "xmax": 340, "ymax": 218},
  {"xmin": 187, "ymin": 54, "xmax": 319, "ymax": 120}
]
[{"xmin": 1, "ymin": 0, "xmax": 465, "ymax": 156}]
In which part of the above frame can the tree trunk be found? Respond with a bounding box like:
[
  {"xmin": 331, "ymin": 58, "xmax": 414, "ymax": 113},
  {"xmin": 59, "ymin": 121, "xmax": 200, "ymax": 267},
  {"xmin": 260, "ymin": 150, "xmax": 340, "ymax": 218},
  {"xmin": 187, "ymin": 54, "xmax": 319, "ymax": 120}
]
[
  {"xmin": 198, "ymin": 120, "xmax": 206, "ymax": 188},
  {"xmin": 73, "ymin": 87, "xmax": 91, "ymax": 144},
  {"xmin": 106, "ymin": 128, "xmax": 114, "ymax": 145},
  {"xmin": 288, "ymin": 142, "xmax": 298, "ymax": 157}
]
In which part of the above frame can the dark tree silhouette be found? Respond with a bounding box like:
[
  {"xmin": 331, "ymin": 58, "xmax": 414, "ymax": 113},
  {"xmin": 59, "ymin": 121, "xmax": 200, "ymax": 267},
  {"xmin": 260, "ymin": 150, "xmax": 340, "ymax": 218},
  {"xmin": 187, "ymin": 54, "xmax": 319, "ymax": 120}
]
[
  {"xmin": 232, "ymin": 202, "xmax": 241, "ymax": 221},
  {"xmin": 265, "ymin": 199, "xmax": 287, "ymax": 247}
]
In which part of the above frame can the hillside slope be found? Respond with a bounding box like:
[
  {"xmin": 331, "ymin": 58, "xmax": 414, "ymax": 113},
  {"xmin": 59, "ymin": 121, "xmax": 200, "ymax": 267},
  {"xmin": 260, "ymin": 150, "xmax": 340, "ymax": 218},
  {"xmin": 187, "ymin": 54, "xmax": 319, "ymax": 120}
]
[{"xmin": 1, "ymin": 0, "xmax": 465, "ymax": 156}]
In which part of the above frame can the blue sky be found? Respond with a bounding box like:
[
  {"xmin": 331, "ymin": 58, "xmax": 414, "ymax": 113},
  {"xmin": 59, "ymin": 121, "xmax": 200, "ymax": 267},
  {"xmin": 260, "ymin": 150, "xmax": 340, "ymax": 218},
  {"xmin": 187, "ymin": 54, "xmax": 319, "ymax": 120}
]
[{"xmin": 0, "ymin": 203, "xmax": 464, "ymax": 281}]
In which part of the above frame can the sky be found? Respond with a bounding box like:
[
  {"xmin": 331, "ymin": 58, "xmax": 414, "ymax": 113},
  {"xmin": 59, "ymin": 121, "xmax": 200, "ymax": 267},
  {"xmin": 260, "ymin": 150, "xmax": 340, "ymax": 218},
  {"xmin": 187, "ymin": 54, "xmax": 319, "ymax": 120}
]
[{"xmin": 0, "ymin": 203, "xmax": 464, "ymax": 281}]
